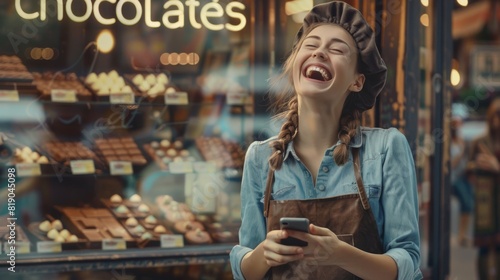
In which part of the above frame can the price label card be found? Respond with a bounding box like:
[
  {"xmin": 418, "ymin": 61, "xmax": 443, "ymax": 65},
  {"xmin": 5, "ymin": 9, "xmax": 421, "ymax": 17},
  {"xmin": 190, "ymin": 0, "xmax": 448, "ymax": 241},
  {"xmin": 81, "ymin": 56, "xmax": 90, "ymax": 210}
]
[
  {"xmin": 70, "ymin": 160, "xmax": 95, "ymax": 174},
  {"xmin": 109, "ymin": 161, "xmax": 133, "ymax": 175},
  {"xmin": 102, "ymin": 239, "xmax": 127, "ymax": 250},
  {"xmin": 110, "ymin": 93, "xmax": 135, "ymax": 104},
  {"xmin": 51, "ymin": 89, "xmax": 77, "ymax": 103},
  {"xmin": 165, "ymin": 92, "xmax": 188, "ymax": 105},
  {"xmin": 193, "ymin": 162, "xmax": 217, "ymax": 173},
  {"xmin": 15, "ymin": 163, "xmax": 42, "ymax": 177},
  {"xmin": 160, "ymin": 234, "xmax": 184, "ymax": 248},
  {"xmin": 37, "ymin": 241, "xmax": 62, "ymax": 253},
  {"xmin": 227, "ymin": 92, "xmax": 247, "ymax": 105},
  {"xmin": 169, "ymin": 162, "xmax": 193, "ymax": 174},
  {"xmin": 16, "ymin": 242, "xmax": 31, "ymax": 254},
  {"xmin": 0, "ymin": 90, "xmax": 19, "ymax": 102}
]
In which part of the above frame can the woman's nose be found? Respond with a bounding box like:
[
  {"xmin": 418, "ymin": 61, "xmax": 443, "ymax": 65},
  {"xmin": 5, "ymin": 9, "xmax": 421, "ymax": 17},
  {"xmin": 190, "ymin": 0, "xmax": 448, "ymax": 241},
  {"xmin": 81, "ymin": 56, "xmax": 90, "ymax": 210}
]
[{"xmin": 312, "ymin": 49, "xmax": 326, "ymax": 60}]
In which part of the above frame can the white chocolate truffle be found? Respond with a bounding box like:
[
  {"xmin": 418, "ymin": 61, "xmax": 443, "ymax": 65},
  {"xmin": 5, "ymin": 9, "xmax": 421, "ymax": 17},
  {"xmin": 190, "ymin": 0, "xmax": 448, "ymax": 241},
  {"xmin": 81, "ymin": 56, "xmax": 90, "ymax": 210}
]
[
  {"xmin": 125, "ymin": 217, "xmax": 138, "ymax": 227},
  {"xmin": 145, "ymin": 74, "xmax": 156, "ymax": 85},
  {"xmin": 160, "ymin": 140, "xmax": 170, "ymax": 147},
  {"xmin": 47, "ymin": 228, "xmax": 59, "ymax": 240},
  {"xmin": 139, "ymin": 81, "xmax": 150, "ymax": 92},
  {"xmin": 110, "ymin": 194, "xmax": 123, "ymax": 204},
  {"xmin": 173, "ymin": 140, "xmax": 183, "ymax": 149},
  {"xmin": 145, "ymin": 215, "xmax": 158, "ymax": 224},
  {"xmin": 51, "ymin": 220, "xmax": 63, "ymax": 231},
  {"xmin": 140, "ymin": 232, "xmax": 153, "ymax": 240},
  {"xmin": 122, "ymin": 85, "xmax": 133, "ymax": 94},
  {"xmin": 67, "ymin": 235, "xmax": 78, "ymax": 242},
  {"xmin": 179, "ymin": 149, "xmax": 190, "ymax": 157},
  {"xmin": 85, "ymin": 73, "xmax": 97, "ymax": 84},
  {"xmin": 129, "ymin": 194, "xmax": 142, "ymax": 203},
  {"xmin": 157, "ymin": 73, "xmax": 169, "ymax": 84},
  {"xmin": 154, "ymin": 225, "xmax": 167, "ymax": 234},
  {"xmin": 39, "ymin": 220, "xmax": 52, "ymax": 232},
  {"xmin": 37, "ymin": 156, "xmax": 49, "ymax": 164},
  {"xmin": 59, "ymin": 229, "xmax": 70, "ymax": 239},
  {"xmin": 22, "ymin": 146, "xmax": 32, "ymax": 155},
  {"xmin": 166, "ymin": 148, "xmax": 177, "ymax": 157},
  {"xmin": 108, "ymin": 70, "xmax": 119, "ymax": 80},
  {"xmin": 30, "ymin": 152, "xmax": 40, "ymax": 161},
  {"xmin": 166, "ymin": 87, "xmax": 176, "ymax": 94},
  {"xmin": 133, "ymin": 225, "xmax": 145, "ymax": 234},
  {"xmin": 132, "ymin": 74, "xmax": 144, "ymax": 85},
  {"xmin": 138, "ymin": 204, "xmax": 150, "ymax": 213},
  {"xmin": 115, "ymin": 205, "xmax": 129, "ymax": 214},
  {"xmin": 54, "ymin": 235, "xmax": 66, "ymax": 243}
]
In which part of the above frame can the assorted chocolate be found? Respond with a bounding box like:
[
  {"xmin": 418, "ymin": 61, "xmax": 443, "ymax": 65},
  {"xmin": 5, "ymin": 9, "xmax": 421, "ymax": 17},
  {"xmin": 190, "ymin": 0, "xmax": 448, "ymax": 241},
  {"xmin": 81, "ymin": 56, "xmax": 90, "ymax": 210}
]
[
  {"xmin": 195, "ymin": 137, "xmax": 245, "ymax": 168},
  {"xmin": 128, "ymin": 73, "xmax": 176, "ymax": 98},
  {"xmin": 0, "ymin": 55, "xmax": 33, "ymax": 82},
  {"xmin": 32, "ymin": 72, "xmax": 92, "ymax": 101},
  {"xmin": 44, "ymin": 141, "xmax": 97, "ymax": 163},
  {"xmin": 94, "ymin": 137, "xmax": 147, "ymax": 165},
  {"xmin": 84, "ymin": 71, "xmax": 136, "ymax": 97},
  {"xmin": 143, "ymin": 139, "xmax": 196, "ymax": 170},
  {"xmin": 11, "ymin": 146, "xmax": 49, "ymax": 164}
]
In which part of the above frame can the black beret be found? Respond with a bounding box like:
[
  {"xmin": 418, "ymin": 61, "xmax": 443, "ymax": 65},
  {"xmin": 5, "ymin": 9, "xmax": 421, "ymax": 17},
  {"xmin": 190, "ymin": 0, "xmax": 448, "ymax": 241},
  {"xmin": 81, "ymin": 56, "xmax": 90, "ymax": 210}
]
[{"xmin": 294, "ymin": 1, "xmax": 387, "ymax": 112}]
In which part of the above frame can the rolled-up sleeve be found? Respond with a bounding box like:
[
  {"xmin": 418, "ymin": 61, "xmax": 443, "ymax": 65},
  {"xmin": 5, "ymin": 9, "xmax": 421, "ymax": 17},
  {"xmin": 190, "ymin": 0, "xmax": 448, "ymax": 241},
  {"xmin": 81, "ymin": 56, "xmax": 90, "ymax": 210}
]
[
  {"xmin": 381, "ymin": 128, "xmax": 423, "ymax": 280},
  {"xmin": 230, "ymin": 141, "xmax": 269, "ymax": 279}
]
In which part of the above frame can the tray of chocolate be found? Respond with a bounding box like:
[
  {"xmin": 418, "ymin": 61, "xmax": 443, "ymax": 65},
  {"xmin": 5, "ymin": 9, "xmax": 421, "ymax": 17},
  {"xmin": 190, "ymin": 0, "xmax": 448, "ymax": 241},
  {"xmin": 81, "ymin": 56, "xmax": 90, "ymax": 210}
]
[
  {"xmin": 156, "ymin": 195, "xmax": 213, "ymax": 245},
  {"xmin": 83, "ymin": 71, "xmax": 142, "ymax": 102},
  {"xmin": 43, "ymin": 140, "xmax": 105, "ymax": 174},
  {"xmin": 101, "ymin": 194, "xmax": 174, "ymax": 247},
  {"xmin": 55, "ymin": 206, "xmax": 136, "ymax": 249},
  {"xmin": 32, "ymin": 72, "xmax": 92, "ymax": 102},
  {"xmin": 93, "ymin": 137, "xmax": 147, "ymax": 167},
  {"xmin": 125, "ymin": 73, "xmax": 179, "ymax": 103},
  {"xmin": 195, "ymin": 137, "xmax": 245, "ymax": 169},
  {"xmin": 27, "ymin": 216, "xmax": 88, "ymax": 250},
  {"xmin": 143, "ymin": 138, "xmax": 200, "ymax": 171},
  {"xmin": 6, "ymin": 145, "xmax": 54, "ymax": 175},
  {"xmin": 0, "ymin": 55, "xmax": 34, "ymax": 83},
  {"xmin": 0, "ymin": 217, "xmax": 32, "ymax": 253}
]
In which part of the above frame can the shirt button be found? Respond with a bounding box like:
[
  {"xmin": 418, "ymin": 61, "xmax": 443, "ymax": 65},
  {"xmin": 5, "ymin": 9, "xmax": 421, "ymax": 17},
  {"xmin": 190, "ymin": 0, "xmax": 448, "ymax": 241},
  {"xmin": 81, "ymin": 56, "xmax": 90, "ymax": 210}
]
[
  {"xmin": 322, "ymin": 166, "xmax": 329, "ymax": 173},
  {"xmin": 318, "ymin": 184, "xmax": 326, "ymax": 191}
]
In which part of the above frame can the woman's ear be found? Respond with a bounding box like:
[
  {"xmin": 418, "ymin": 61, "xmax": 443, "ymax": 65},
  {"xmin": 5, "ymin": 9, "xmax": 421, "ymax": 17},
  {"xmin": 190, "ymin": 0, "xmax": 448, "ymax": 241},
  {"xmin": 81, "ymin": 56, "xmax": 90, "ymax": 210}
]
[{"xmin": 350, "ymin": 74, "xmax": 365, "ymax": 92}]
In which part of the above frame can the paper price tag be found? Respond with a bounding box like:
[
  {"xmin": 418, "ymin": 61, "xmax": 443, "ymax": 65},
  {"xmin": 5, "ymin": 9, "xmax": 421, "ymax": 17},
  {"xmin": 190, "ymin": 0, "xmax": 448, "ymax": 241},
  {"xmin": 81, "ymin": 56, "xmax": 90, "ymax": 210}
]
[
  {"xmin": 169, "ymin": 162, "xmax": 193, "ymax": 174},
  {"xmin": 110, "ymin": 93, "xmax": 135, "ymax": 104},
  {"xmin": 51, "ymin": 89, "xmax": 77, "ymax": 103},
  {"xmin": 109, "ymin": 161, "xmax": 133, "ymax": 175},
  {"xmin": 165, "ymin": 92, "xmax": 188, "ymax": 105},
  {"xmin": 15, "ymin": 163, "xmax": 42, "ymax": 177},
  {"xmin": 193, "ymin": 162, "xmax": 217, "ymax": 173},
  {"xmin": 0, "ymin": 90, "xmax": 19, "ymax": 102},
  {"xmin": 70, "ymin": 160, "xmax": 95, "ymax": 174},
  {"xmin": 102, "ymin": 239, "xmax": 127, "ymax": 250},
  {"xmin": 227, "ymin": 92, "xmax": 247, "ymax": 105},
  {"xmin": 37, "ymin": 241, "xmax": 62, "ymax": 253},
  {"xmin": 16, "ymin": 242, "xmax": 31, "ymax": 254},
  {"xmin": 160, "ymin": 234, "xmax": 184, "ymax": 248}
]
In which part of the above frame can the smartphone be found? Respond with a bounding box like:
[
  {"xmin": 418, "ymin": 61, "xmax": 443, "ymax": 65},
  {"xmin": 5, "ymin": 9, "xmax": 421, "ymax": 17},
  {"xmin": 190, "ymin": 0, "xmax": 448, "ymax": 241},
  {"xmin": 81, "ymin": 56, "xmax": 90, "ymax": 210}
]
[{"xmin": 279, "ymin": 217, "xmax": 309, "ymax": 247}]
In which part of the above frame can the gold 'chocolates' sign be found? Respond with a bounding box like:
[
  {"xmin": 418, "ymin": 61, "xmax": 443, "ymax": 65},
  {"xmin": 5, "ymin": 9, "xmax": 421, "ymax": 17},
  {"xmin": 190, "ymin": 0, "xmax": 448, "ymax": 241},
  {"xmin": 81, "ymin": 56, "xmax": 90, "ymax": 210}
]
[{"xmin": 15, "ymin": 0, "xmax": 247, "ymax": 31}]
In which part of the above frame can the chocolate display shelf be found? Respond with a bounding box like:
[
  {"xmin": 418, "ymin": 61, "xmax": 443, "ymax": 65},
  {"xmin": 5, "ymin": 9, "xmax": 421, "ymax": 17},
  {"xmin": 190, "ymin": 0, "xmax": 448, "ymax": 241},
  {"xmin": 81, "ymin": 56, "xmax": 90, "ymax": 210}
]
[
  {"xmin": 55, "ymin": 206, "xmax": 136, "ymax": 249},
  {"xmin": 43, "ymin": 140, "xmax": 106, "ymax": 174},
  {"xmin": 0, "ymin": 55, "xmax": 34, "ymax": 83}
]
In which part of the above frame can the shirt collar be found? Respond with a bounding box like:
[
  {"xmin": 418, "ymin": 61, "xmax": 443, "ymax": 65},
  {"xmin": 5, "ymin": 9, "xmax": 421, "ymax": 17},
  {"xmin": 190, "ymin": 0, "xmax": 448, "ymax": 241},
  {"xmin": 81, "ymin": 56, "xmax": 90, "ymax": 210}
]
[{"xmin": 283, "ymin": 126, "xmax": 363, "ymax": 161}]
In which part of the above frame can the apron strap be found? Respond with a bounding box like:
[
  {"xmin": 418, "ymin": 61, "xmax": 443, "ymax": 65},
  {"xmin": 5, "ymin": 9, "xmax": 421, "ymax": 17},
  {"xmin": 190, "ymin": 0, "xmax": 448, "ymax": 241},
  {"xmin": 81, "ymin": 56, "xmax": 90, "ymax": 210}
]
[
  {"xmin": 352, "ymin": 147, "xmax": 370, "ymax": 210},
  {"xmin": 263, "ymin": 147, "xmax": 370, "ymax": 217},
  {"xmin": 263, "ymin": 166, "xmax": 274, "ymax": 218}
]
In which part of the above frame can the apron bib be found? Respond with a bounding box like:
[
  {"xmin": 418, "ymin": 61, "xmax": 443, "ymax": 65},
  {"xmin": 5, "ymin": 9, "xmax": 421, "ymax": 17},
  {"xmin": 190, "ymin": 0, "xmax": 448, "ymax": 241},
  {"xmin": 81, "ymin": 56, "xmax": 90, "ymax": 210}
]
[{"xmin": 263, "ymin": 148, "xmax": 383, "ymax": 280}]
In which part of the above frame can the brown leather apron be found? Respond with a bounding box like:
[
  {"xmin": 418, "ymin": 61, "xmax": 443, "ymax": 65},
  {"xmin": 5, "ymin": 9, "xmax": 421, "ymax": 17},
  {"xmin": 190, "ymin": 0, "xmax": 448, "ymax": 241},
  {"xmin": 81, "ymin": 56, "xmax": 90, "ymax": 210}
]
[{"xmin": 263, "ymin": 148, "xmax": 383, "ymax": 279}]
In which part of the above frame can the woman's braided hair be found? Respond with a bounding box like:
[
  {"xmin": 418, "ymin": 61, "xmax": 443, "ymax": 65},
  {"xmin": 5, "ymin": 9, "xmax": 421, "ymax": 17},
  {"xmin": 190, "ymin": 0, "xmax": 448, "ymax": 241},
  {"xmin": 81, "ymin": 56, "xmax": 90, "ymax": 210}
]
[{"xmin": 267, "ymin": 23, "xmax": 362, "ymax": 170}]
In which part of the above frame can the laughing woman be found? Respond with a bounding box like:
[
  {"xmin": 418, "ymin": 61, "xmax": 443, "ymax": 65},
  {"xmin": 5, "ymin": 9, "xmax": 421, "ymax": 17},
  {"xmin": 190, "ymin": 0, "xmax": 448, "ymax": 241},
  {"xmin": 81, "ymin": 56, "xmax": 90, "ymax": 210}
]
[{"xmin": 230, "ymin": 2, "xmax": 422, "ymax": 280}]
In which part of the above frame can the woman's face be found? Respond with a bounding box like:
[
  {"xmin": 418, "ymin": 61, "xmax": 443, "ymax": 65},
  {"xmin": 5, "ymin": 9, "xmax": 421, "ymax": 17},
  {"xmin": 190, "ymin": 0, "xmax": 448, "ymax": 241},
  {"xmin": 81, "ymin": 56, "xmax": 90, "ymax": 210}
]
[{"xmin": 292, "ymin": 24, "xmax": 363, "ymax": 102}]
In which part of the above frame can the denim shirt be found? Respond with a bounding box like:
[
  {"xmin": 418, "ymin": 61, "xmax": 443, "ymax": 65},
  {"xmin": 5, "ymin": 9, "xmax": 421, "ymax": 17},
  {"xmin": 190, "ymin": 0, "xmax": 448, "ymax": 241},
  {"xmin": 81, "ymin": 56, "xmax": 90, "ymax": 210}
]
[{"xmin": 230, "ymin": 127, "xmax": 423, "ymax": 280}]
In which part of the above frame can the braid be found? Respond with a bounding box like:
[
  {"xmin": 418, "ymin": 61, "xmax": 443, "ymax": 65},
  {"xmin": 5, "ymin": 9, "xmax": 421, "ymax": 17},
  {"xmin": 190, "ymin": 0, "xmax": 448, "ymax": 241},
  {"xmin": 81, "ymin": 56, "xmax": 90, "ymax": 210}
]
[
  {"xmin": 269, "ymin": 97, "xmax": 299, "ymax": 171},
  {"xmin": 333, "ymin": 110, "xmax": 361, "ymax": 166}
]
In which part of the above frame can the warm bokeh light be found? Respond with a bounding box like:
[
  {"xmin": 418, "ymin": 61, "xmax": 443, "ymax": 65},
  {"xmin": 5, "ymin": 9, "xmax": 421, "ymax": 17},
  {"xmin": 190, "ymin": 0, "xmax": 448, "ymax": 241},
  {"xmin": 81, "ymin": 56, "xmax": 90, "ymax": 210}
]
[
  {"xmin": 421, "ymin": 0, "xmax": 429, "ymax": 7},
  {"xmin": 161, "ymin": 53, "xmax": 200, "ymax": 66},
  {"xmin": 285, "ymin": 0, "xmax": 313, "ymax": 16},
  {"xmin": 96, "ymin": 30, "xmax": 115, "ymax": 53},
  {"xmin": 41, "ymin": 48, "xmax": 54, "ymax": 60},
  {"xmin": 30, "ymin": 48, "xmax": 42, "ymax": 60},
  {"xmin": 457, "ymin": 0, "xmax": 468, "ymax": 7},
  {"xmin": 420, "ymin": 14, "xmax": 429, "ymax": 27},
  {"xmin": 451, "ymin": 69, "xmax": 461, "ymax": 87}
]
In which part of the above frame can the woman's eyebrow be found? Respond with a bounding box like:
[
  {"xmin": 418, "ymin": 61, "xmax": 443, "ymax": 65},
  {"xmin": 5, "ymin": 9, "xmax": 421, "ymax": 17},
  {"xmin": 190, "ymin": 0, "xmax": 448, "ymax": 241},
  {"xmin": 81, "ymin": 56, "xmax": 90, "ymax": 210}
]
[{"xmin": 304, "ymin": 35, "xmax": 351, "ymax": 50}]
